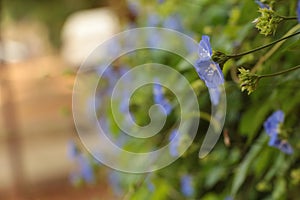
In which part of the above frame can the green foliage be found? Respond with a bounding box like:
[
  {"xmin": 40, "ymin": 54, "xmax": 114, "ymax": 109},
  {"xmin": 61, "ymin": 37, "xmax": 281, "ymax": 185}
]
[{"xmin": 67, "ymin": 0, "xmax": 300, "ymax": 199}]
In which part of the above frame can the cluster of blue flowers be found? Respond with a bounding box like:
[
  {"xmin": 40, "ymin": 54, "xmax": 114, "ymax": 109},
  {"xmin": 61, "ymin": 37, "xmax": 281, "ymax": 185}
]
[
  {"xmin": 263, "ymin": 110, "xmax": 293, "ymax": 154},
  {"xmin": 153, "ymin": 81, "xmax": 173, "ymax": 115},
  {"xmin": 168, "ymin": 129, "xmax": 180, "ymax": 157},
  {"xmin": 67, "ymin": 140, "xmax": 95, "ymax": 184},
  {"xmin": 153, "ymin": 82, "xmax": 182, "ymax": 157},
  {"xmin": 181, "ymin": 175, "xmax": 194, "ymax": 197},
  {"xmin": 146, "ymin": 13, "xmax": 185, "ymax": 48},
  {"xmin": 195, "ymin": 35, "xmax": 224, "ymax": 105},
  {"xmin": 108, "ymin": 171, "xmax": 123, "ymax": 196}
]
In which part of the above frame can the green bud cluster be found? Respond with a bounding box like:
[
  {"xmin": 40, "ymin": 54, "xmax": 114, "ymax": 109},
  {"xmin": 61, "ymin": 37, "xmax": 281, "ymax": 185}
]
[
  {"xmin": 211, "ymin": 51, "xmax": 229, "ymax": 68},
  {"xmin": 253, "ymin": 8, "xmax": 283, "ymax": 36},
  {"xmin": 291, "ymin": 169, "xmax": 300, "ymax": 185},
  {"xmin": 238, "ymin": 68, "xmax": 260, "ymax": 95}
]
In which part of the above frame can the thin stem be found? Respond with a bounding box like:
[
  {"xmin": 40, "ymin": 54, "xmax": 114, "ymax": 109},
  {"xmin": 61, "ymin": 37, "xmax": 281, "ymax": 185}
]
[
  {"xmin": 281, "ymin": 16, "xmax": 298, "ymax": 20},
  {"xmin": 259, "ymin": 65, "xmax": 300, "ymax": 79},
  {"xmin": 275, "ymin": 12, "xmax": 298, "ymax": 20},
  {"xmin": 227, "ymin": 31, "xmax": 300, "ymax": 58},
  {"xmin": 251, "ymin": 24, "xmax": 300, "ymax": 73}
]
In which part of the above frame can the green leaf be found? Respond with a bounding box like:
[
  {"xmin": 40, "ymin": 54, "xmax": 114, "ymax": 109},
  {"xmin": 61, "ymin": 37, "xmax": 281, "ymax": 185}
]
[
  {"xmin": 272, "ymin": 177, "xmax": 286, "ymax": 200},
  {"xmin": 205, "ymin": 166, "xmax": 226, "ymax": 188},
  {"xmin": 253, "ymin": 147, "xmax": 272, "ymax": 179},
  {"xmin": 239, "ymin": 101, "xmax": 272, "ymax": 144},
  {"xmin": 231, "ymin": 133, "xmax": 268, "ymax": 196}
]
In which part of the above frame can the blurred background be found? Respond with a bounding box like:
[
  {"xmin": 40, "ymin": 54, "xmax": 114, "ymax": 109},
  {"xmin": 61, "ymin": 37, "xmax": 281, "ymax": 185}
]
[
  {"xmin": 1, "ymin": 0, "xmax": 300, "ymax": 199},
  {"xmin": 0, "ymin": 0, "xmax": 123, "ymax": 199}
]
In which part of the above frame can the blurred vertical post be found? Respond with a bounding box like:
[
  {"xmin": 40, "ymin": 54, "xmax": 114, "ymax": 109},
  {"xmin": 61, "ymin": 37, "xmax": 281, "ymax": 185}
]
[{"xmin": 0, "ymin": 0, "xmax": 26, "ymax": 199}]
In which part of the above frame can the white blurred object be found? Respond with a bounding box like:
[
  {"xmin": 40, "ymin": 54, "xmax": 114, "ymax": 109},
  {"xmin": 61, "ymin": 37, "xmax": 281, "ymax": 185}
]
[
  {"xmin": 0, "ymin": 21, "xmax": 51, "ymax": 63},
  {"xmin": 0, "ymin": 40, "xmax": 29, "ymax": 63},
  {"xmin": 61, "ymin": 8, "xmax": 120, "ymax": 67}
]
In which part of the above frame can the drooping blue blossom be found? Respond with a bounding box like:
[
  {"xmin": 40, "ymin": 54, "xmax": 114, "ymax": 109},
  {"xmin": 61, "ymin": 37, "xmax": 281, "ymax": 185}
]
[
  {"xmin": 153, "ymin": 81, "xmax": 172, "ymax": 115},
  {"xmin": 96, "ymin": 65, "xmax": 129, "ymax": 96},
  {"xmin": 67, "ymin": 141, "xmax": 94, "ymax": 184},
  {"xmin": 158, "ymin": 0, "xmax": 165, "ymax": 4},
  {"xmin": 147, "ymin": 32, "xmax": 163, "ymax": 48},
  {"xmin": 195, "ymin": 35, "xmax": 224, "ymax": 89},
  {"xmin": 97, "ymin": 66, "xmax": 117, "ymax": 92},
  {"xmin": 185, "ymin": 38, "xmax": 197, "ymax": 54},
  {"xmin": 181, "ymin": 175, "xmax": 194, "ymax": 197},
  {"xmin": 279, "ymin": 140, "xmax": 294, "ymax": 154},
  {"xmin": 268, "ymin": 137, "xmax": 294, "ymax": 155},
  {"xmin": 67, "ymin": 140, "xmax": 78, "ymax": 160},
  {"xmin": 199, "ymin": 35, "xmax": 212, "ymax": 56},
  {"xmin": 297, "ymin": 0, "xmax": 300, "ymax": 23},
  {"xmin": 263, "ymin": 110, "xmax": 294, "ymax": 154},
  {"xmin": 263, "ymin": 110, "xmax": 284, "ymax": 138},
  {"xmin": 255, "ymin": 0, "xmax": 270, "ymax": 9},
  {"xmin": 98, "ymin": 117, "xmax": 129, "ymax": 148},
  {"xmin": 169, "ymin": 129, "xmax": 180, "ymax": 157},
  {"xmin": 145, "ymin": 177, "xmax": 155, "ymax": 192},
  {"xmin": 147, "ymin": 14, "xmax": 161, "ymax": 27},
  {"xmin": 194, "ymin": 35, "xmax": 224, "ymax": 105},
  {"xmin": 109, "ymin": 171, "xmax": 123, "ymax": 196},
  {"xmin": 225, "ymin": 196, "xmax": 234, "ymax": 200},
  {"xmin": 146, "ymin": 14, "xmax": 162, "ymax": 47},
  {"xmin": 163, "ymin": 15, "xmax": 184, "ymax": 32},
  {"xmin": 209, "ymin": 87, "xmax": 221, "ymax": 105},
  {"xmin": 107, "ymin": 39, "xmax": 122, "ymax": 58},
  {"xmin": 77, "ymin": 154, "xmax": 95, "ymax": 183}
]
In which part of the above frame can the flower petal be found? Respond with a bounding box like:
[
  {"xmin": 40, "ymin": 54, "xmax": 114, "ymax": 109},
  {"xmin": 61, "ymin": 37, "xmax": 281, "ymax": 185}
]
[
  {"xmin": 199, "ymin": 35, "xmax": 212, "ymax": 57},
  {"xmin": 195, "ymin": 59, "xmax": 224, "ymax": 88},
  {"xmin": 209, "ymin": 87, "xmax": 221, "ymax": 105},
  {"xmin": 279, "ymin": 141, "xmax": 294, "ymax": 155}
]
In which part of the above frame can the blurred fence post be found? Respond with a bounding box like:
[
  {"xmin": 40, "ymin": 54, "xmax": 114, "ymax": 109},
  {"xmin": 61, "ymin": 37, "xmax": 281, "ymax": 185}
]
[{"xmin": 0, "ymin": 1, "xmax": 26, "ymax": 199}]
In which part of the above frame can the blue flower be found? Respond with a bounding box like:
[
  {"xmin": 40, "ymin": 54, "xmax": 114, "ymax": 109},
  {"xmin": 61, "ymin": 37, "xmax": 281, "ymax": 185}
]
[
  {"xmin": 146, "ymin": 177, "xmax": 155, "ymax": 192},
  {"xmin": 263, "ymin": 110, "xmax": 294, "ymax": 154},
  {"xmin": 147, "ymin": 14, "xmax": 161, "ymax": 27},
  {"xmin": 78, "ymin": 154, "xmax": 94, "ymax": 183},
  {"xmin": 169, "ymin": 129, "xmax": 179, "ymax": 157},
  {"xmin": 109, "ymin": 171, "xmax": 123, "ymax": 195},
  {"xmin": 163, "ymin": 15, "xmax": 184, "ymax": 32},
  {"xmin": 147, "ymin": 32, "xmax": 162, "ymax": 47},
  {"xmin": 199, "ymin": 35, "xmax": 212, "ymax": 56},
  {"xmin": 195, "ymin": 35, "xmax": 224, "ymax": 89},
  {"xmin": 67, "ymin": 140, "xmax": 78, "ymax": 160},
  {"xmin": 269, "ymin": 137, "xmax": 294, "ymax": 155},
  {"xmin": 158, "ymin": 0, "xmax": 165, "ymax": 3},
  {"xmin": 225, "ymin": 196, "xmax": 234, "ymax": 200},
  {"xmin": 67, "ymin": 141, "xmax": 95, "ymax": 184},
  {"xmin": 297, "ymin": 0, "xmax": 300, "ymax": 23},
  {"xmin": 255, "ymin": 0, "xmax": 270, "ymax": 9},
  {"xmin": 153, "ymin": 81, "xmax": 172, "ymax": 115},
  {"xmin": 181, "ymin": 175, "xmax": 194, "ymax": 197},
  {"xmin": 278, "ymin": 140, "xmax": 294, "ymax": 154},
  {"xmin": 146, "ymin": 14, "xmax": 162, "ymax": 47},
  {"xmin": 263, "ymin": 110, "xmax": 284, "ymax": 138},
  {"xmin": 185, "ymin": 36, "xmax": 197, "ymax": 54},
  {"xmin": 209, "ymin": 87, "xmax": 221, "ymax": 105}
]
